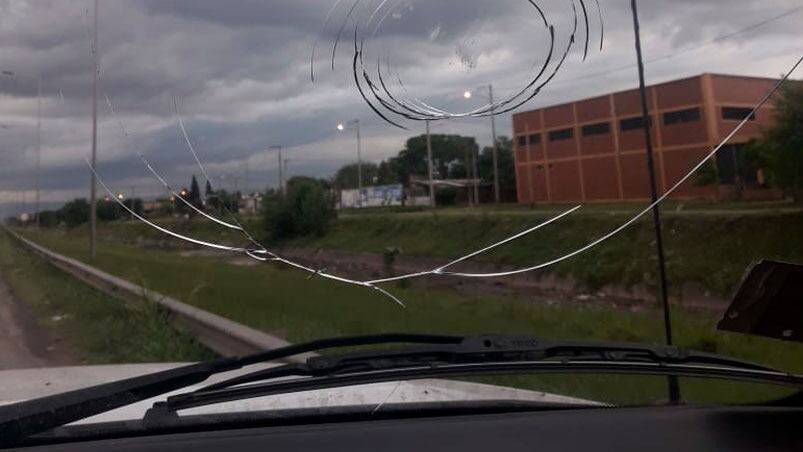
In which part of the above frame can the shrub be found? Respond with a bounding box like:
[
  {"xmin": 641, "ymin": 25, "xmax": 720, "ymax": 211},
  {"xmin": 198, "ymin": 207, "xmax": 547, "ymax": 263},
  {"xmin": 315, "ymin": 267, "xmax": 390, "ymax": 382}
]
[
  {"xmin": 58, "ymin": 199, "xmax": 90, "ymax": 228},
  {"xmin": 263, "ymin": 177, "xmax": 336, "ymax": 241}
]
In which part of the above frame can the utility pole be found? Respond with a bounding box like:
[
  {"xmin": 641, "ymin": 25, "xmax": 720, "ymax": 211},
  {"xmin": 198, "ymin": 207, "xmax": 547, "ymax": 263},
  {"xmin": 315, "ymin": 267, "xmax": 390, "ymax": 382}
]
[
  {"xmin": 630, "ymin": 0, "xmax": 679, "ymax": 404},
  {"xmin": 355, "ymin": 120, "xmax": 363, "ymax": 193},
  {"xmin": 336, "ymin": 120, "xmax": 363, "ymax": 203},
  {"xmin": 0, "ymin": 71, "xmax": 43, "ymax": 229},
  {"xmin": 472, "ymin": 147, "xmax": 479, "ymax": 204},
  {"xmin": 34, "ymin": 76, "xmax": 41, "ymax": 230},
  {"xmin": 270, "ymin": 145, "xmax": 283, "ymax": 195},
  {"xmin": 464, "ymin": 150, "xmax": 473, "ymax": 207},
  {"xmin": 130, "ymin": 186, "xmax": 136, "ymax": 220},
  {"xmin": 89, "ymin": 0, "xmax": 99, "ymax": 259},
  {"xmin": 425, "ymin": 120, "xmax": 435, "ymax": 207},
  {"xmin": 489, "ymin": 84, "xmax": 500, "ymax": 204}
]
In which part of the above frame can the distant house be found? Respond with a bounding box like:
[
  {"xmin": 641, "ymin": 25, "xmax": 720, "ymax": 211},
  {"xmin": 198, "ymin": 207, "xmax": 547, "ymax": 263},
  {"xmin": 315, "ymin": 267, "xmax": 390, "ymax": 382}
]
[{"xmin": 239, "ymin": 193, "xmax": 262, "ymax": 216}]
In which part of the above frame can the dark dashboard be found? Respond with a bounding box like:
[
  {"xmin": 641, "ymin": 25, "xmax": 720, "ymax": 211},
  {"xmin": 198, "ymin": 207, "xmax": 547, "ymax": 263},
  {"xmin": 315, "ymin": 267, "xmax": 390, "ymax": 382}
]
[{"xmin": 12, "ymin": 404, "xmax": 803, "ymax": 451}]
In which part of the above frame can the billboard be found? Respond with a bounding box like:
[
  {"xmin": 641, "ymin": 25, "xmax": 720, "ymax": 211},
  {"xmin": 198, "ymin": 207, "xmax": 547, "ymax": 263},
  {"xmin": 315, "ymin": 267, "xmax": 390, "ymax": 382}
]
[{"xmin": 341, "ymin": 184, "xmax": 403, "ymax": 209}]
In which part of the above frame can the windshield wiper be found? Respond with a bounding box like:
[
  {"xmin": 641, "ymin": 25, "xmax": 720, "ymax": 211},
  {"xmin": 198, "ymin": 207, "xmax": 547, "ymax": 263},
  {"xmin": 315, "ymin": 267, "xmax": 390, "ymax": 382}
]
[
  {"xmin": 0, "ymin": 333, "xmax": 460, "ymax": 447},
  {"xmin": 154, "ymin": 335, "xmax": 803, "ymax": 415},
  {"xmin": 3, "ymin": 333, "xmax": 802, "ymax": 446}
]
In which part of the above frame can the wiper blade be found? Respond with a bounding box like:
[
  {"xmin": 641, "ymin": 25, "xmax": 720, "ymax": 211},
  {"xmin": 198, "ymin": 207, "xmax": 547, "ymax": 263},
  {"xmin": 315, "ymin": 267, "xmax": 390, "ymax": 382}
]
[
  {"xmin": 0, "ymin": 333, "xmax": 460, "ymax": 446},
  {"xmin": 159, "ymin": 335, "xmax": 803, "ymax": 413}
]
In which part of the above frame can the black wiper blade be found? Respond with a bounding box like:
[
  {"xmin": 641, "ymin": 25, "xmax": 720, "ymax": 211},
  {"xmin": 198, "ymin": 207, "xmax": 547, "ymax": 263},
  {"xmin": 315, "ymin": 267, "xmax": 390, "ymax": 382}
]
[
  {"xmin": 0, "ymin": 333, "xmax": 461, "ymax": 447},
  {"xmin": 159, "ymin": 335, "xmax": 803, "ymax": 413}
]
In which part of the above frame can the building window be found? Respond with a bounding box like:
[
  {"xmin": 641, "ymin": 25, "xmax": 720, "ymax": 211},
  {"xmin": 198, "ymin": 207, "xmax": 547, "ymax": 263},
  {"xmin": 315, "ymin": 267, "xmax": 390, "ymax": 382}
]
[
  {"xmin": 581, "ymin": 122, "xmax": 610, "ymax": 137},
  {"xmin": 517, "ymin": 135, "xmax": 527, "ymax": 147},
  {"xmin": 548, "ymin": 128, "xmax": 574, "ymax": 142},
  {"xmin": 663, "ymin": 107, "xmax": 700, "ymax": 125},
  {"xmin": 620, "ymin": 116, "xmax": 652, "ymax": 131},
  {"xmin": 528, "ymin": 133, "xmax": 541, "ymax": 145},
  {"xmin": 722, "ymin": 107, "xmax": 756, "ymax": 121}
]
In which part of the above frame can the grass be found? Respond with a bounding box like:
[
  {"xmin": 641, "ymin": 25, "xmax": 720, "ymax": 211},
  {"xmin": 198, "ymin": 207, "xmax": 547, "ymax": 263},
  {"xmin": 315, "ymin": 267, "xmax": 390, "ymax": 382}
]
[
  {"xmin": 15, "ymin": 227, "xmax": 803, "ymax": 406},
  {"xmin": 0, "ymin": 231, "xmax": 215, "ymax": 364},
  {"xmin": 64, "ymin": 202, "xmax": 803, "ymax": 298},
  {"xmin": 294, "ymin": 209, "xmax": 803, "ymax": 297}
]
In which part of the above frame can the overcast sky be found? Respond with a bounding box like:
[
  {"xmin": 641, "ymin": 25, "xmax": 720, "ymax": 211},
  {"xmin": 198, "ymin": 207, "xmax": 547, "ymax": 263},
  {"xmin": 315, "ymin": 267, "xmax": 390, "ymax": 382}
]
[{"xmin": 0, "ymin": 0, "xmax": 800, "ymax": 215}]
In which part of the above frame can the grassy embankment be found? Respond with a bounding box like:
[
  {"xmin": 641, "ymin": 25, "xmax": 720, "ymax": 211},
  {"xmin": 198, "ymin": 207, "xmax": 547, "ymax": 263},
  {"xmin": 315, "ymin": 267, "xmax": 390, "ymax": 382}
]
[
  {"xmin": 16, "ymin": 224, "xmax": 803, "ymax": 406},
  {"xmin": 68, "ymin": 202, "xmax": 803, "ymax": 298},
  {"xmin": 0, "ymin": 231, "xmax": 214, "ymax": 364}
]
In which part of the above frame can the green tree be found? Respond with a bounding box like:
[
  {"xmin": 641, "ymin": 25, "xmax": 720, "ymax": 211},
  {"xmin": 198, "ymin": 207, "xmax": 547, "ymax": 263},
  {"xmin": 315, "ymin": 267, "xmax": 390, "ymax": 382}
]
[
  {"xmin": 263, "ymin": 176, "xmax": 336, "ymax": 241},
  {"xmin": 204, "ymin": 180, "xmax": 213, "ymax": 201},
  {"xmin": 57, "ymin": 199, "xmax": 90, "ymax": 228},
  {"xmin": 750, "ymin": 82, "xmax": 803, "ymax": 202},
  {"xmin": 333, "ymin": 162, "xmax": 379, "ymax": 189},
  {"xmin": 478, "ymin": 136, "xmax": 516, "ymax": 201},
  {"xmin": 395, "ymin": 134, "xmax": 479, "ymax": 184},
  {"xmin": 37, "ymin": 210, "xmax": 59, "ymax": 228},
  {"xmin": 188, "ymin": 175, "xmax": 203, "ymax": 210},
  {"xmin": 376, "ymin": 159, "xmax": 403, "ymax": 185},
  {"xmin": 96, "ymin": 199, "xmax": 123, "ymax": 222}
]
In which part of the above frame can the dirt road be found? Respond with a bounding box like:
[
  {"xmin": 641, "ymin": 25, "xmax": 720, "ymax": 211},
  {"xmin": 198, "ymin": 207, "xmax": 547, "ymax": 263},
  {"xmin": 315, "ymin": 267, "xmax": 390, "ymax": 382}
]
[{"xmin": 0, "ymin": 275, "xmax": 76, "ymax": 370}]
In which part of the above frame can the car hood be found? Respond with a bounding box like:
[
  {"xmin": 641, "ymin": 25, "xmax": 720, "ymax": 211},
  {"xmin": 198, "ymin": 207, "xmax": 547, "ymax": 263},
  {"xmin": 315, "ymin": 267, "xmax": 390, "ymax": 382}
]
[{"xmin": 0, "ymin": 363, "xmax": 600, "ymax": 424}]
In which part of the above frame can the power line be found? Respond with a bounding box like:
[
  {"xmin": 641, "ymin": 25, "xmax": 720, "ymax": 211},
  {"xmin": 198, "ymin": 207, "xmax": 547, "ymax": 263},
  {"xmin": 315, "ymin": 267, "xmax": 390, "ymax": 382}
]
[{"xmin": 554, "ymin": 5, "xmax": 803, "ymax": 85}]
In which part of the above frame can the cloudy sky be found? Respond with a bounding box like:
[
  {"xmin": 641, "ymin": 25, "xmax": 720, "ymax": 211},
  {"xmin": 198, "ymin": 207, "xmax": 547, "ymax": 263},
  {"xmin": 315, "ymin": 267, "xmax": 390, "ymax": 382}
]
[{"xmin": 0, "ymin": 0, "xmax": 800, "ymax": 215}]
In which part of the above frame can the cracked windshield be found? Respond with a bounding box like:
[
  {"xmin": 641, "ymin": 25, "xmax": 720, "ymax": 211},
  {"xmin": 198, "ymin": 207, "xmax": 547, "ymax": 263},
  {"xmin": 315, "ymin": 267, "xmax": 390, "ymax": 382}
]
[{"xmin": 1, "ymin": 0, "xmax": 802, "ymax": 423}]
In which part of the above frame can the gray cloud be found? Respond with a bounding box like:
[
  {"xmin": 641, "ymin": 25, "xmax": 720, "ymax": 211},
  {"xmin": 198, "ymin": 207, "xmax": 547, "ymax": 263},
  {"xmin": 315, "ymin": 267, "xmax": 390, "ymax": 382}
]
[{"xmin": 0, "ymin": 0, "xmax": 801, "ymax": 216}]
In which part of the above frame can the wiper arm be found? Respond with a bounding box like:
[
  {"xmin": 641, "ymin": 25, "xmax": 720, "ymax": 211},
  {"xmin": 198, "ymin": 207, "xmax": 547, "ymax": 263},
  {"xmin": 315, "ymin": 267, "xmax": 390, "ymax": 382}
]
[
  {"xmin": 159, "ymin": 335, "xmax": 803, "ymax": 413},
  {"xmin": 0, "ymin": 333, "xmax": 461, "ymax": 446}
]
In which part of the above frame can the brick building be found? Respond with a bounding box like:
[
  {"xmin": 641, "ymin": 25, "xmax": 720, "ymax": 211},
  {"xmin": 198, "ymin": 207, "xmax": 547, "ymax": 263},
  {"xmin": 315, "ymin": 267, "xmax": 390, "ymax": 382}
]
[{"xmin": 512, "ymin": 73, "xmax": 780, "ymax": 204}]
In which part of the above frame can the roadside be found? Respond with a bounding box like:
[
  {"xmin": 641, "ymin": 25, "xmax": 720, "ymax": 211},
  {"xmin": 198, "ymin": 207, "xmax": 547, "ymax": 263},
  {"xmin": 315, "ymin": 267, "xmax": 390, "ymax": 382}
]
[
  {"xmin": 0, "ymin": 231, "xmax": 214, "ymax": 366},
  {"xmin": 0, "ymin": 274, "xmax": 78, "ymax": 369},
  {"xmin": 60, "ymin": 205, "xmax": 803, "ymax": 301},
  {"xmin": 14, "ymin": 227, "xmax": 803, "ymax": 404}
]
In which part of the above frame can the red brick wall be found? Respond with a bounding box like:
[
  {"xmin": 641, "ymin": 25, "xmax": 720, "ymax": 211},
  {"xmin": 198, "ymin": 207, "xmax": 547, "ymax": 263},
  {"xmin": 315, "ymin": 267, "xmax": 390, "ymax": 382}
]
[
  {"xmin": 512, "ymin": 74, "xmax": 782, "ymax": 204},
  {"xmin": 576, "ymin": 96, "xmax": 611, "ymax": 122},
  {"xmin": 529, "ymin": 164, "xmax": 549, "ymax": 202},
  {"xmin": 549, "ymin": 161, "xmax": 582, "ymax": 202},
  {"xmin": 582, "ymin": 157, "xmax": 620, "ymax": 201}
]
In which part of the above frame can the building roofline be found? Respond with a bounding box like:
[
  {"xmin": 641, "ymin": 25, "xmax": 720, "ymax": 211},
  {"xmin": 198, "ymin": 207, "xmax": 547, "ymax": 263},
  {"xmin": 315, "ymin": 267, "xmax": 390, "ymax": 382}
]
[{"xmin": 513, "ymin": 72, "xmax": 781, "ymax": 118}]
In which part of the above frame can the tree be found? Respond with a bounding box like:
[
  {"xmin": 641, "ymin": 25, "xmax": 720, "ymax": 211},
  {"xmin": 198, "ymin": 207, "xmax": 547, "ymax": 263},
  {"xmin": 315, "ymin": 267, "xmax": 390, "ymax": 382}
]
[
  {"xmin": 188, "ymin": 175, "xmax": 203, "ymax": 210},
  {"xmin": 38, "ymin": 210, "xmax": 59, "ymax": 228},
  {"xmin": 96, "ymin": 199, "xmax": 123, "ymax": 222},
  {"xmin": 478, "ymin": 136, "xmax": 516, "ymax": 201},
  {"xmin": 263, "ymin": 176, "xmax": 336, "ymax": 241},
  {"xmin": 750, "ymin": 82, "xmax": 803, "ymax": 202},
  {"xmin": 376, "ymin": 159, "xmax": 403, "ymax": 185},
  {"xmin": 57, "ymin": 199, "xmax": 90, "ymax": 228},
  {"xmin": 204, "ymin": 180, "xmax": 214, "ymax": 204},
  {"xmin": 382, "ymin": 134, "xmax": 479, "ymax": 186},
  {"xmin": 333, "ymin": 162, "xmax": 379, "ymax": 189},
  {"xmin": 208, "ymin": 189, "xmax": 240, "ymax": 213}
]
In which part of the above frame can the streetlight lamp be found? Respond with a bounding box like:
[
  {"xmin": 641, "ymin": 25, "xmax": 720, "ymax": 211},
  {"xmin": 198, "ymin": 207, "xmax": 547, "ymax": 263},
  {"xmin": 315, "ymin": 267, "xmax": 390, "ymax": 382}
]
[
  {"xmin": 336, "ymin": 119, "xmax": 363, "ymax": 194},
  {"xmin": 464, "ymin": 84, "xmax": 500, "ymax": 204},
  {"xmin": 2, "ymin": 70, "xmax": 42, "ymax": 228}
]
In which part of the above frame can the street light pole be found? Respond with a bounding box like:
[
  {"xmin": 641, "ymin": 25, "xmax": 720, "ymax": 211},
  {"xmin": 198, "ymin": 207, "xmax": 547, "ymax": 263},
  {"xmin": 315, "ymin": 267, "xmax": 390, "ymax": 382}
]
[
  {"xmin": 355, "ymin": 120, "xmax": 363, "ymax": 192},
  {"xmin": 35, "ymin": 76, "xmax": 41, "ymax": 230},
  {"xmin": 425, "ymin": 120, "xmax": 435, "ymax": 207},
  {"xmin": 337, "ymin": 119, "xmax": 363, "ymax": 196},
  {"xmin": 1, "ymin": 70, "xmax": 43, "ymax": 229},
  {"xmin": 630, "ymin": 0, "xmax": 679, "ymax": 404},
  {"xmin": 270, "ymin": 146, "xmax": 284, "ymax": 196},
  {"xmin": 488, "ymin": 84, "xmax": 500, "ymax": 204},
  {"xmin": 89, "ymin": 0, "xmax": 99, "ymax": 259}
]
